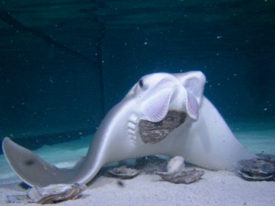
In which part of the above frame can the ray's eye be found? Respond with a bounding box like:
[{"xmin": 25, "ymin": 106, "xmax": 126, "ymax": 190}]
[{"xmin": 139, "ymin": 79, "xmax": 144, "ymax": 88}]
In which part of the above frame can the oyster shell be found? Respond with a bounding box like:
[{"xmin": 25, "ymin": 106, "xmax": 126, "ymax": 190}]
[
  {"xmin": 7, "ymin": 183, "xmax": 86, "ymax": 204},
  {"xmin": 156, "ymin": 169, "xmax": 204, "ymax": 184},
  {"xmin": 156, "ymin": 156, "xmax": 204, "ymax": 184},
  {"xmin": 107, "ymin": 165, "xmax": 141, "ymax": 179},
  {"xmin": 237, "ymin": 154, "xmax": 275, "ymax": 181},
  {"xmin": 139, "ymin": 111, "xmax": 186, "ymax": 144}
]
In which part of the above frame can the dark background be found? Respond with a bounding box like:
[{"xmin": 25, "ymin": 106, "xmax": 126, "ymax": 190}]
[{"xmin": 0, "ymin": 0, "xmax": 274, "ymax": 145}]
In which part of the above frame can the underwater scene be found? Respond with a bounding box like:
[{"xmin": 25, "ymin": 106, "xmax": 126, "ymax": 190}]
[{"xmin": 0, "ymin": 0, "xmax": 274, "ymax": 205}]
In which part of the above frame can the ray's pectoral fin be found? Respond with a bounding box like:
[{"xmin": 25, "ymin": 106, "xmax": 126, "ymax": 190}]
[{"xmin": 2, "ymin": 137, "xmax": 78, "ymax": 187}]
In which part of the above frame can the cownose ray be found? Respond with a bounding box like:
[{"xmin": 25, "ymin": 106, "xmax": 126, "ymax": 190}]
[{"xmin": 2, "ymin": 71, "xmax": 255, "ymax": 187}]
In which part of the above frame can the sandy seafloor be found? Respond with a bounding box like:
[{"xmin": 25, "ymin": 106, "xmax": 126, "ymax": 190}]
[{"xmin": 0, "ymin": 121, "xmax": 274, "ymax": 206}]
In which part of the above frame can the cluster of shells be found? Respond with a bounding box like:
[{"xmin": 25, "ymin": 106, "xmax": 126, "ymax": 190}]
[{"xmin": 106, "ymin": 156, "xmax": 204, "ymax": 184}]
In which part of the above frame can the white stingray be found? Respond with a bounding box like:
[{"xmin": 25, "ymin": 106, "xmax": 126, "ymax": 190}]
[{"xmin": 2, "ymin": 71, "xmax": 255, "ymax": 187}]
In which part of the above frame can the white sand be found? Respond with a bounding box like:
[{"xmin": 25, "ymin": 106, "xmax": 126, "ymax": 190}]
[
  {"xmin": 0, "ymin": 129, "xmax": 274, "ymax": 206},
  {"xmin": 0, "ymin": 169, "xmax": 274, "ymax": 206}
]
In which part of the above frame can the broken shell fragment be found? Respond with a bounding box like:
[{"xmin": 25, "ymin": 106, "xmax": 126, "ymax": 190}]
[{"xmin": 167, "ymin": 156, "xmax": 185, "ymax": 173}]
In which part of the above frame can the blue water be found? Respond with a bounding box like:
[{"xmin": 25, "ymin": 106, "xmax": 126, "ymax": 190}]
[
  {"xmin": 0, "ymin": 1, "xmax": 274, "ymax": 158},
  {"xmin": 0, "ymin": 3, "xmax": 274, "ymax": 206}
]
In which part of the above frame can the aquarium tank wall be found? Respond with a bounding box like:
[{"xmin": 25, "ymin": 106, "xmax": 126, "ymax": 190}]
[{"xmin": 0, "ymin": 0, "xmax": 274, "ymax": 149}]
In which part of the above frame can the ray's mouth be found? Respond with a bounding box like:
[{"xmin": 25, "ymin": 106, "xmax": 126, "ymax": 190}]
[{"xmin": 139, "ymin": 110, "xmax": 186, "ymax": 144}]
